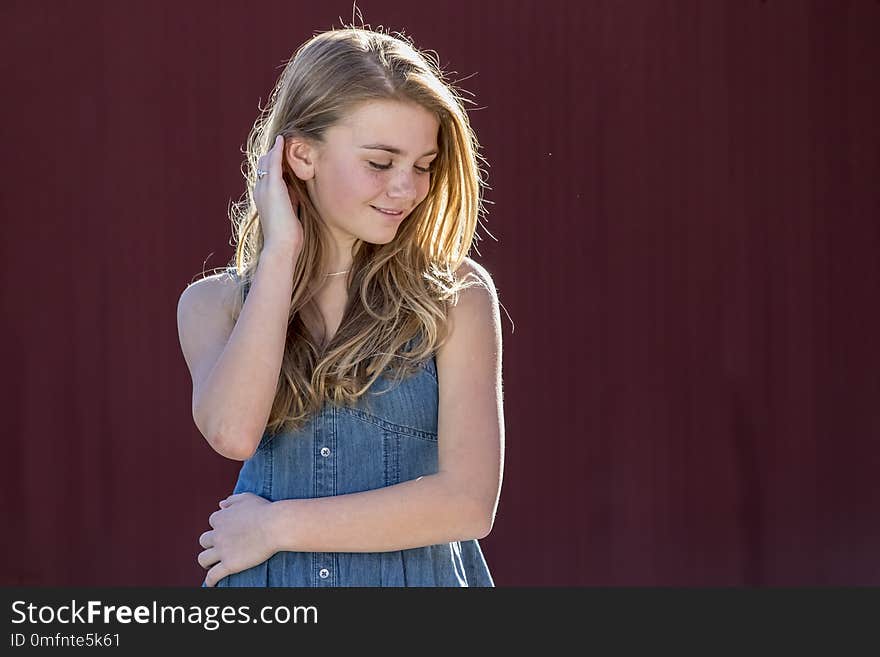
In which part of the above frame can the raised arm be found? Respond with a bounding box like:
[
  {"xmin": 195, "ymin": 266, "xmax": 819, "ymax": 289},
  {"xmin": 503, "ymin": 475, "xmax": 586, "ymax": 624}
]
[{"xmin": 176, "ymin": 243, "xmax": 298, "ymax": 461}]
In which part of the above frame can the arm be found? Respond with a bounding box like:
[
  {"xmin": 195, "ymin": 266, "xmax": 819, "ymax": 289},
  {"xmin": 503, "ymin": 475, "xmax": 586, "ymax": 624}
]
[
  {"xmin": 265, "ymin": 258, "xmax": 505, "ymax": 552},
  {"xmin": 268, "ymin": 473, "xmax": 486, "ymax": 553},
  {"xmin": 177, "ymin": 243, "xmax": 298, "ymax": 460}
]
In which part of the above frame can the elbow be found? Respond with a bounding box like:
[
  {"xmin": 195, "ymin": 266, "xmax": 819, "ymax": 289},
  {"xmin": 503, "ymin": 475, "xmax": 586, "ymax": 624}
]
[
  {"xmin": 474, "ymin": 512, "xmax": 494, "ymax": 540},
  {"xmin": 468, "ymin": 498, "xmax": 496, "ymax": 540},
  {"xmin": 193, "ymin": 401, "xmax": 256, "ymax": 461},
  {"xmin": 200, "ymin": 420, "xmax": 259, "ymax": 461},
  {"xmin": 213, "ymin": 439, "xmax": 255, "ymax": 462},
  {"xmin": 211, "ymin": 429, "xmax": 258, "ymax": 461},
  {"xmin": 443, "ymin": 474, "xmax": 497, "ymax": 540}
]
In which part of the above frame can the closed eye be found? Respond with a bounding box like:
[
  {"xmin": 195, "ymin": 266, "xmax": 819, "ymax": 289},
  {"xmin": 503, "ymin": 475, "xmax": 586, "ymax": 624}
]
[{"xmin": 369, "ymin": 161, "xmax": 433, "ymax": 174}]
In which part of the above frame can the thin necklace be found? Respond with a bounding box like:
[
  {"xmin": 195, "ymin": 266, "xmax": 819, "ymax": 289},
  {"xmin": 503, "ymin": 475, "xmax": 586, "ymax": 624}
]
[{"xmin": 325, "ymin": 269, "xmax": 350, "ymax": 277}]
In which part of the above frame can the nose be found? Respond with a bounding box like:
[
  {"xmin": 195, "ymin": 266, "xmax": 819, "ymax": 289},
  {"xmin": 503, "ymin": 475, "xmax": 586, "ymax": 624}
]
[{"xmin": 386, "ymin": 169, "xmax": 418, "ymax": 204}]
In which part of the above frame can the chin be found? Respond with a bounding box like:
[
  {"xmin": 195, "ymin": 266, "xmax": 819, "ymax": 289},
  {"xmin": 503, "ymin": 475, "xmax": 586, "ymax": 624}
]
[
  {"xmin": 362, "ymin": 231, "xmax": 399, "ymax": 245},
  {"xmin": 359, "ymin": 224, "xmax": 404, "ymax": 245}
]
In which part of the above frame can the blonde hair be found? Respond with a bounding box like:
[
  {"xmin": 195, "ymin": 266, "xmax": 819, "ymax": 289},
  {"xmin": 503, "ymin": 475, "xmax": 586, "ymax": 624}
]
[{"xmin": 214, "ymin": 25, "xmax": 489, "ymax": 436}]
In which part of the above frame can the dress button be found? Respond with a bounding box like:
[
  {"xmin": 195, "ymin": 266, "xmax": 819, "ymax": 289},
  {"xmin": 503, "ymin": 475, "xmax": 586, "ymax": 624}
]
[
  {"xmin": 319, "ymin": 568, "xmax": 330, "ymax": 579},
  {"xmin": 320, "ymin": 447, "xmax": 331, "ymax": 457}
]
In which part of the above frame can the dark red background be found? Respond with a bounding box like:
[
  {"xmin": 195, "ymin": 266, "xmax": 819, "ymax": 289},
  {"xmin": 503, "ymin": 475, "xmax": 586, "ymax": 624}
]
[{"xmin": 1, "ymin": 0, "xmax": 878, "ymax": 585}]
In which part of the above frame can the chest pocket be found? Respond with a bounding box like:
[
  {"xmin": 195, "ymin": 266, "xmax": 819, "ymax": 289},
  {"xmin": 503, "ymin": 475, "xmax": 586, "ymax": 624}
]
[{"xmin": 334, "ymin": 356, "xmax": 439, "ymax": 495}]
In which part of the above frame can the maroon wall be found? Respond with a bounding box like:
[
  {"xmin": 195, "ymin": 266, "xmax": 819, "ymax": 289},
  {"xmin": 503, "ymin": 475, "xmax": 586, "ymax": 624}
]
[{"xmin": 1, "ymin": 0, "xmax": 878, "ymax": 585}]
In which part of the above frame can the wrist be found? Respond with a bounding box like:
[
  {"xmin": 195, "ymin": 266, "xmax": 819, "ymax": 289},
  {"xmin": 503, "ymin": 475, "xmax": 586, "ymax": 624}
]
[
  {"xmin": 262, "ymin": 240, "xmax": 301, "ymax": 261},
  {"xmin": 267, "ymin": 499, "xmax": 299, "ymax": 551}
]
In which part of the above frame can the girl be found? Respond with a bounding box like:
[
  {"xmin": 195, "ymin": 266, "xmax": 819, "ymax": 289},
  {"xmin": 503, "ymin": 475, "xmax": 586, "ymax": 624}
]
[{"xmin": 177, "ymin": 26, "xmax": 504, "ymax": 587}]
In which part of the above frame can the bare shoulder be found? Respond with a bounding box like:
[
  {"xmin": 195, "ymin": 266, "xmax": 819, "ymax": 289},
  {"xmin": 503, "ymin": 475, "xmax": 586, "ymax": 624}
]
[
  {"xmin": 176, "ymin": 272, "xmax": 241, "ymax": 385},
  {"xmin": 453, "ymin": 256, "xmax": 497, "ymax": 298},
  {"xmin": 177, "ymin": 271, "xmax": 240, "ymax": 324},
  {"xmin": 450, "ymin": 257, "xmax": 501, "ymax": 321},
  {"xmin": 438, "ymin": 257, "xmax": 502, "ymax": 359}
]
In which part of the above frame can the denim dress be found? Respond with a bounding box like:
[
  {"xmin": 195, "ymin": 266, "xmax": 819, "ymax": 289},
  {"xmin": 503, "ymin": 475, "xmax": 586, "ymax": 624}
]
[{"xmin": 201, "ymin": 278, "xmax": 494, "ymax": 587}]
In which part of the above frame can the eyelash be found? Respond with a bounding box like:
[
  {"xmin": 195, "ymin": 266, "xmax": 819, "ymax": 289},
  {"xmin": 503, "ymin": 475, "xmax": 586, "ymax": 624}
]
[{"xmin": 368, "ymin": 161, "xmax": 434, "ymax": 174}]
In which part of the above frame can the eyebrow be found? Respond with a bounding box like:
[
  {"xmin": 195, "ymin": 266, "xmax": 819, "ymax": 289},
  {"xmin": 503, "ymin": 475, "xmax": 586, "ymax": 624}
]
[{"xmin": 360, "ymin": 144, "xmax": 439, "ymax": 157}]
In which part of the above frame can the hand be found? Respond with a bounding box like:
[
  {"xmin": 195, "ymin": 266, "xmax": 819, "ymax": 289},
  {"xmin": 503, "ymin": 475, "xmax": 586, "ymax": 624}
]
[
  {"xmin": 254, "ymin": 134, "xmax": 304, "ymax": 254},
  {"xmin": 197, "ymin": 492, "xmax": 278, "ymax": 587}
]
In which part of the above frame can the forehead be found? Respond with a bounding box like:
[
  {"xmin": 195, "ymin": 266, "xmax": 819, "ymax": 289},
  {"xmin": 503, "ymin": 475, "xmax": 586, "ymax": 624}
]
[{"xmin": 334, "ymin": 100, "xmax": 439, "ymax": 154}]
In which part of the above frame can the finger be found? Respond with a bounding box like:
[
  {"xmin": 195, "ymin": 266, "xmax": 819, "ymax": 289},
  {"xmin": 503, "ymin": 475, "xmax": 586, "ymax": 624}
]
[
  {"xmin": 273, "ymin": 134, "xmax": 283, "ymax": 171},
  {"xmin": 199, "ymin": 530, "xmax": 214, "ymax": 549},
  {"xmin": 208, "ymin": 510, "xmax": 218, "ymax": 527},
  {"xmin": 205, "ymin": 564, "xmax": 226, "ymax": 588},
  {"xmin": 197, "ymin": 547, "xmax": 221, "ymax": 570},
  {"xmin": 264, "ymin": 134, "xmax": 280, "ymax": 156},
  {"xmin": 258, "ymin": 136, "xmax": 280, "ymax": 179},
  {"xmin": 261, "ymin": 134, "xmax": 280, "ymax": 161}
]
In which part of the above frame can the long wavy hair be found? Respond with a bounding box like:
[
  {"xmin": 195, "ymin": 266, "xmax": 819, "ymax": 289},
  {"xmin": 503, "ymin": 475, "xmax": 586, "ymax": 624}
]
[{"xmin": 213, "ymin": 26, "xmax": 489, "ymax": 436}]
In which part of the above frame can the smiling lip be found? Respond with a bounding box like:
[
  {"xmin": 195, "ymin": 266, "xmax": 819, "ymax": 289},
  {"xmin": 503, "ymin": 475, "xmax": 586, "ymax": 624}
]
[{"xmin": 371, "ymin": 205, "xmax": 404, "ymax": 215}]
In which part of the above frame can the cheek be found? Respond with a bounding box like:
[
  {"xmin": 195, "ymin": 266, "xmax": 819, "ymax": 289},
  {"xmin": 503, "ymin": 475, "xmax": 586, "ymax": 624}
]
[
  {"xmin": 417, "ymin": 176, "xmax": 432, "ymax": 200},
  {"xmin": 327, "ymin": 165, "xmax": 380, "ymax": 202},
  {"xmin": 359, "ymin": 170, "xmax": 391, "ymax": 197},
  {"xmin": 353, "ymin": 165, "xmax": 383, "ymax": 184}
]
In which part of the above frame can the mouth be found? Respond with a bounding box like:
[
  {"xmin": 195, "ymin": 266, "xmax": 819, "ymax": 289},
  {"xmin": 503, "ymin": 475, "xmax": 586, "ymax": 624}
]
[{"xmin": 370, "ymin": 205, "xmax": 404, "ymax": 217}]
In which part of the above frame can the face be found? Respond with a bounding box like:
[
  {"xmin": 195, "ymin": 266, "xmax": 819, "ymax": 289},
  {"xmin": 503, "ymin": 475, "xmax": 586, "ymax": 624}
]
[{"xmin": 287, "ymin": 99, "xmax": 440, "ymax": 256}]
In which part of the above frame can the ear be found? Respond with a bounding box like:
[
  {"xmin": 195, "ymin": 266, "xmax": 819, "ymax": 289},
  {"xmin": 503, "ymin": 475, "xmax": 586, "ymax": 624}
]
[{"xmin": 284, "ymin": 138, "xmax": 319, "ymax": 181}]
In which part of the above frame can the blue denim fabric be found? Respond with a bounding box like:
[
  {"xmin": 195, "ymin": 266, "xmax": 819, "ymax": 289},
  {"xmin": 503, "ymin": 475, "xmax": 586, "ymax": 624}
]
[{"xmin": 200, "ymin": 329, "xmax": 494, "ymax": 587}]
